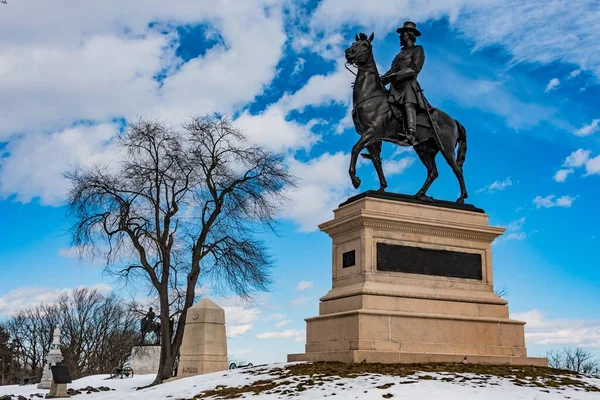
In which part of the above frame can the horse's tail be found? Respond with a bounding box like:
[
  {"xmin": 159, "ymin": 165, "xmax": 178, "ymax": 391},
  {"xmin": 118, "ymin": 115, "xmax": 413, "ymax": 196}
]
[{"xmin": 455, "ymin": 119, "xmax": 467, "ymax": 171}]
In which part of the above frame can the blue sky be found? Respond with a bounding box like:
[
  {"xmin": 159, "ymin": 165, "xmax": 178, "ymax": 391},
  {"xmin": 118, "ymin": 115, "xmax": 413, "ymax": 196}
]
[{"xmin": 0, "ymin": 0, "xmax": 599, "ymax": 363}]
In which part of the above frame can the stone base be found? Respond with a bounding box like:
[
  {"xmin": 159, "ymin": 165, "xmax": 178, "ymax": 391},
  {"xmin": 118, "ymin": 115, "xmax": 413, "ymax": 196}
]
[
  {"xmin": 287, "ymin": 192, "xmax": 547, "ymax": 367},
  {"xmin": 131, "ymin": 346, "xmax": 161, "ymax": 375},
  {"xmin": 288, "ymin": 351, "xmax": 547, "ymax": 366},
  {"xmin": 46, "ymin": 382, "xmax": 69, "ymax": 398},
  {"xmin": 287, "ymin": 309, "xmax": 546, "ymax": 366}
]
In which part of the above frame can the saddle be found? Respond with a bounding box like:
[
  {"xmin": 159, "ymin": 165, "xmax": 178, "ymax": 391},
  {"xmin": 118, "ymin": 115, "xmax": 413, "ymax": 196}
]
[{"xmin": 389, "ymin": 103, "xmax": 436, "ymax": 145}]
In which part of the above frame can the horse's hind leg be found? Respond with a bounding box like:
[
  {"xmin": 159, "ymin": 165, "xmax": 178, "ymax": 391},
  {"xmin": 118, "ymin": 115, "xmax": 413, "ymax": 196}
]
[
  {"xmin": 440, "ymin": 142, "xmax": 468, "ymax": 203},
  {"xmin": 365, "ymin": 142, "xmax": 387, "ymax": 191},
  {"xmin": 414, "ymin": 141, "xmax": 439, "ymax": 199}
]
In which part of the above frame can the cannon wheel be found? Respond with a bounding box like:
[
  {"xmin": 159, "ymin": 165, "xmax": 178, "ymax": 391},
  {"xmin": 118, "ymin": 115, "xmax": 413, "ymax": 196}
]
[{"xmin": 122, "ymin": 366, "xmax": 134, "ymax": 378}]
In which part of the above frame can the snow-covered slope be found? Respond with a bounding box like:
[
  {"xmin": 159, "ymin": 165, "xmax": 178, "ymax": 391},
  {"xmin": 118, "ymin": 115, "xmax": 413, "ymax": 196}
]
[{"xmin": 1, "ymin": 362, "xmax": 599, "ymax": 399}]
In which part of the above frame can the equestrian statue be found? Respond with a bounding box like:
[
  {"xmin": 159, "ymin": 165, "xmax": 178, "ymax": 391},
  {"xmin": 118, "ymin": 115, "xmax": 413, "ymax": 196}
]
[
  {"xmin": 344, "ymin": 22, "xmax": 468, "ymax": 203},
  {"xmin": 140, "ymin": 307, "xmax": 161, "ymax": 345}
]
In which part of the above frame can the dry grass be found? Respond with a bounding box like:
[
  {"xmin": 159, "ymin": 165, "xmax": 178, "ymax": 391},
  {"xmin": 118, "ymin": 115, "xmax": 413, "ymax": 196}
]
[{"xmin": 183, "ymin": 362, "xmax": 600, "ymax": 399}]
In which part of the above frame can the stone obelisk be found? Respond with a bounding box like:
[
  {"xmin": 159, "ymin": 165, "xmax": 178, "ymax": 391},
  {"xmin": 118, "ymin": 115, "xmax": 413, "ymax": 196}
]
[
  {"xmin": 177, "ymin": 298, "xmax": 227, "ymax": 377},
  {"xmin": 38, "ymin": 327, "xmax": 64, "ymax": 389}
]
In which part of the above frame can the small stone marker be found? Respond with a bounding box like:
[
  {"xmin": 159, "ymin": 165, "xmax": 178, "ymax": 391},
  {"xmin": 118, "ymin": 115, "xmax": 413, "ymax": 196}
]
[
  {"xmin": 46, "ymin": 364, "xmax": 71, "ymax": 398},
  {"xmin": 177, "ymin": 298, "xmax": 227, "ymax": 377},
  {"xmin": 39, "ymin": 327, "xmax": 64, "ymax": 389}
]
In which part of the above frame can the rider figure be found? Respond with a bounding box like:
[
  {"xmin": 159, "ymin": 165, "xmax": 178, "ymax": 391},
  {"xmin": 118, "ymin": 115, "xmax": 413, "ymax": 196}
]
[
  {"xmin": 145, "ymin": 307, "xmax": 156, "ymax": 322},
  {"xmin": 380, "ymin": 21, "xmax": 427, "ymax": 146}
]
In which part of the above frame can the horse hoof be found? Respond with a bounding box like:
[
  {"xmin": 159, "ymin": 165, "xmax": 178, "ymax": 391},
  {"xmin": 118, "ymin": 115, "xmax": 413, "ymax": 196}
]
[
  {"xmin": 414, "ymin": 193, "xmax": 433, "ymax": 202},
  {"xmin": 351, "ymin": 176, "xmax": 361, "ymax": 189},
  {"xmin": 456, "ymin": 197, "xmax": 465, "ymax": 204},
  {"xmin": 377, "ymin": 186, "xmax": 387, "ymax": 192}
]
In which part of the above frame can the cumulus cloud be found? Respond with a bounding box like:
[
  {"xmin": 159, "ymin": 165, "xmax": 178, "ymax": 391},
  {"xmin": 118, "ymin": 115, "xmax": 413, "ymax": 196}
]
[
  {"xmin": 0, "ymin": 0, "xmax": 287, "ymax": 205},
  {"xmin": 554, "ymin": 149, "xmax": 594, "ymax": 182},
  {"xmin": 0, "ymin": 284, "xmax": 112, "ymax": 316},
  {"xmin": 295, "ymin": 281, "xmax": 314, "ymax": 291},
  {"xmin": 544, "ymin": 78, "xmax": 560, "ymax": 93},
  {"xmin": 574, "ymin": 119, "xmax": 600, "ymax": 137},
  {"xmin": 513, "ymin": 309, "xmax": 600, "ymax": 348},
  {"xmin": 533, "ymin": 195, "xmax": 576, "ymax": 209},
  {"xmin": 227, "ymin": 324, "xmax": 253, "ymax": 338},
  {"xmin": 279, "ymin": 152, "xmax": 351, "ymax": 231},
  {"xmin": 275, "ymin": 320, "xmax": 291, "ymax": 328},
  {"xmin": 256, "ymin": 329, "xmax": 305, "ymax": 342},
  {"xmin": 476, "ymin": 177, "xmax": 513, "ymax": 194},
  {"xmin": 585, "ymin": 155, "xmax": 600, "ymax": 176},
  {"xmin": 568, "ymin": 69, "xmax": 581, "ymax": 79}
]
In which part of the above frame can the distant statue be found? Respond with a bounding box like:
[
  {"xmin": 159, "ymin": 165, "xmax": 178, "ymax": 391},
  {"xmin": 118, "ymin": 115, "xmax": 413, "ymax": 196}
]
[
  {"xmin": 344, "ymin": 22, "xmax": 469, "ymax": 203},
  {"xmin": 140, "ymin": 307, "xmax": 161, "ymax": 345}
]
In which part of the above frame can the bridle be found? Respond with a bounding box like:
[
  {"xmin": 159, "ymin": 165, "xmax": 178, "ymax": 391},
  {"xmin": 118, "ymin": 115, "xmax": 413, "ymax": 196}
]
[{"xmin": 345, "ymin": 50, "xmax": 388, "ymax": 111}]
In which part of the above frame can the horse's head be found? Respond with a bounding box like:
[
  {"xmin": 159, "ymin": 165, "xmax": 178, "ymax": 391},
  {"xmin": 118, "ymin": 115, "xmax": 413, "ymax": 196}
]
[{"xmin": 345, "ymin": 32, "xmax": 374, "ymax": 66}]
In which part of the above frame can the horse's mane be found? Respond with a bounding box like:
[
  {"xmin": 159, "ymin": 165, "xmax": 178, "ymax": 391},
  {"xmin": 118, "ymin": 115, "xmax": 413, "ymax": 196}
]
[{"xmin": 358, "ymin": 33, "xmax": 369, "ymax": 40}]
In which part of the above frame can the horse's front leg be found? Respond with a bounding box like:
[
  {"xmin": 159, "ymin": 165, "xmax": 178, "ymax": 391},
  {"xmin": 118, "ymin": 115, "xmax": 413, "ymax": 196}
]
[{"xmin": 349, "ymin": 134, "xmax": 373, "ymax": 189}]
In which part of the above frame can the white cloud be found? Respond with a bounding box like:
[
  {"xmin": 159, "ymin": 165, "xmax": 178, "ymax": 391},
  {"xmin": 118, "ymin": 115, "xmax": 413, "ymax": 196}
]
[
  {"xmin": 0, "ymin": 284, "xmax": 112, "ymax": 316},
  {"xmin": 553, "ymin": 169, "xmax": 573, "ymax": 183},
  {"xmin": 384, "ymin": 157, "xmax": 415, "ymax": 177},
  {"xmin": 275, "ymin": 320, "xmax": 291, "ymax": 328},
  {"xmin": 0, "ymin": 0, "xmax": 288, "ymax": 204},
  {"xmin": 496, "ymin": 217, "xmax": 527, "ymax": 243},
  {"xmin": 533, "ymin": 195, "xmax": 576, "ymax": 209},
  {"xmin": 0, "ymin": 123, "xmax": 121, "ymax": 205},
  {"xmin": 234, "ymin": 105, "xmax": 320, "ymax": 153},
  {"xmin": 554, "ymin": 149, "xmax": 593, "ymax": 182},
  {"xmin": 280, "ymin": 152, "xmax": 351, "ymax": 232},
  {"xmin": 574, "ymin": 119, "xmax": 600, "ymax": 137},
  {"xmin": 226, "ymin": 324, "xmax": 253, "ymax": 338},
  {"xmin": 513, "ymin": 309, "xmax": 600, "ymax": 348},
  {"xmin": 223, "ymin": 305, "xmax": 260, "ymax": 325},
  {"xmin": 476, "ymin": 177, "xmax": 513, "ymax": 194},
  {"xmin": 295, "ymin": 281, "xmax": 314, "ymax": 291},
  {"xmin": 544, "ymin": 78, "xmax": 560, "ymax": 93},
  {"xmin": 456, "ymin": 0, "xmax": 600, "ymax": 80},
  {"xmin": 543, "ymin": 78, "xmax": 561, "ymax": 93},
  {"xmin": 278, "ymin": 60, "xmax": 351, "ymax": 113},
  {"xmin": 585, "ymin": 155, "xmax": 600, "ymax": 176},
  {"xmin": 256, "ymin": 329, "xmax": 305, "ymax": 342},
  {"xmin": 564, "ymin": 149, "xmax": 592, "ymax": 168},
  {"xmin": 568, "ymin": 69, "xmax": 581, "ymax": 79},
  {"xmin": 263, "ymin": 313, "xmax": 286, "ymax": 321}
]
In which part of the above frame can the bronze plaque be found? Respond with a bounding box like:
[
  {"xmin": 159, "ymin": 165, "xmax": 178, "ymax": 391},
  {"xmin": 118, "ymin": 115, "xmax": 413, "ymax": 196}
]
[{"xmin": 376, "ymin": 243, "xmax": 482, "ymax": 280}]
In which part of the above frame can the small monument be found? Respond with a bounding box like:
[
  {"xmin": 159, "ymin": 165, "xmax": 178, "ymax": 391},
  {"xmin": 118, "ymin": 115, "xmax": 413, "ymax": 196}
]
[
  {"xmin": 177, "ymin": 298, "xmax": 227, "ymax": 378},
  {"xmin": 38, "ymin": 327, "xmax": 64, "ymax": 389},
  {"xmin": 130, "ymin": 308, "xmax": 161, "ymax": 375},
  {"xmin": 46, "ymin": 364, "xmax": 71, "ymax": 398}
]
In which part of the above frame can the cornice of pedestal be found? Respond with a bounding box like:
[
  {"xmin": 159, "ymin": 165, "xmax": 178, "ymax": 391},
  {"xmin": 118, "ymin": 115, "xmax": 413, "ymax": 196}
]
[{"xmin": 319, "ymin": 208, "xmax": 505, "ymax": 243}]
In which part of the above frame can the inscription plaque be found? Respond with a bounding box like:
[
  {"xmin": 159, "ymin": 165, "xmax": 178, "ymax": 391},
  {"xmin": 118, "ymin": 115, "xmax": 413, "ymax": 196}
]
[
  {"xmin": 376, "ymin": 243, "xmax": 482, "ymax": 280},
  {"xmin": 342, "ymin": 250, "xmax": 356, "ymax": 268},
  {"xmin": 51, "ymin": 365, "xmax": 72, "ymax": 384}
]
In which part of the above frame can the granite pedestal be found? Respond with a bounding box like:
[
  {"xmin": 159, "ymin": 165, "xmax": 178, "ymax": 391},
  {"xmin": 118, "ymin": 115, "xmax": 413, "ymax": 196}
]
[
  {"xmin": 177, "ymin": 298, "xmax": 228, "ymax": 378},
  {"xmin": 288, "ymin": 192, "xmax": 546, "ymax": 366},
  {"xmin": 130, "ymin": 345, "xmax": 161, "ymax": 375}
]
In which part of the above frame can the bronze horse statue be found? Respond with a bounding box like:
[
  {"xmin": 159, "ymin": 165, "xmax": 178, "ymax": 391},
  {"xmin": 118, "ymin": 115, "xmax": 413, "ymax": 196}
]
[
  {"xmin": 344, "ymin": 33, "xmax": 468, "ymax": 203},
  {"xmin": 141, "ymin": 317, "xmax": 161, "ymax": 345}
]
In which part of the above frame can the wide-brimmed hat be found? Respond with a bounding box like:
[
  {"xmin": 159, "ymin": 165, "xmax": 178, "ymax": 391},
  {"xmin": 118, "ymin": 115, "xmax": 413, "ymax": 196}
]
[{"xmin": 396, "ymin": 21, "xmax": 421, "ymax": 37}]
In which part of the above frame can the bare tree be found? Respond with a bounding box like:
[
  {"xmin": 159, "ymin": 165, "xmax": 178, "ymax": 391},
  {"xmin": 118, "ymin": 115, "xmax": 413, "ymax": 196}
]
[
  {"xmin": 65, "ymin": 115, "xmax": 294, "ymax": 383},
  {"xmin": 547, "ymin": 347, "xmax": 600, "ymax": 375},
  {"xmin": 3, "ymin": 288, "xmax": 137, "ymax": 381}
]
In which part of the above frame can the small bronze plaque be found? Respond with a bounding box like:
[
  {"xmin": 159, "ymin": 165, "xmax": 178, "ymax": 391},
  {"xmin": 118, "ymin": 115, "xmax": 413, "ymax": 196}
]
[
  {"xmin": 377, "ymin": 243, "xmax": 482, "ymax": 280},
  {"xmin": 51, "ymin": 365, "xmax": 72, "ymax": 384},
  {"xmin": 342, "ymin": 250, "xmax": 356, "ymax": 268}
]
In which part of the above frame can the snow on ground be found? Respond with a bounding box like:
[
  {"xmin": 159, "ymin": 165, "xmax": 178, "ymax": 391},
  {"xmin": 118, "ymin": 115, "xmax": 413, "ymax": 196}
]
[{"xmin": 1, "ymin": 362, "xmax": 599, "ymax": 399}]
